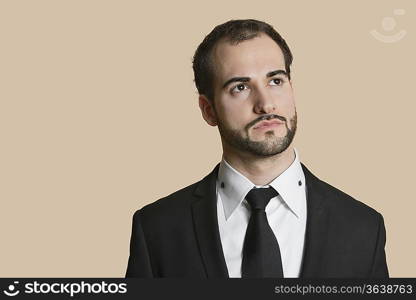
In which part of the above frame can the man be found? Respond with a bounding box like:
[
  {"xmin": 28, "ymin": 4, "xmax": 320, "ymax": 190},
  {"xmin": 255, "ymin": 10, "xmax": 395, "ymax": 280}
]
[{"xmin": 126, "ymin": 19, "xmax": 389, "ymax": 278}]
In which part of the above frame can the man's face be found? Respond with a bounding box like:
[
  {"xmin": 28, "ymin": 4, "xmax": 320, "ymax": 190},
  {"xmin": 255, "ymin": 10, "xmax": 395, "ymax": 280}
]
[{"xmin": 201, "ymin": 34, "xmax": 297, "ymax": 157}]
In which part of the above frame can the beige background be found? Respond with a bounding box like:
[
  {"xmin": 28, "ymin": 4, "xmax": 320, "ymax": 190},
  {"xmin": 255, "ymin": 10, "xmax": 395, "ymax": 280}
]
[{"xmin": 0, "ymin": 0, "xmax": 414, "ymax": 277}]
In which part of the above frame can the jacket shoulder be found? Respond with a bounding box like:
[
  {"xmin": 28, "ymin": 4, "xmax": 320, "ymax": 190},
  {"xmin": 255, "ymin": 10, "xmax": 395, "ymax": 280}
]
[
  {"xmin": 135, "ymin": 180, "xmax": 200, "ymax": 218},
  {"xmin": 133, "ymin": 165, "xmax": 219, "ymax": 221},
  {"xmin": 303, "ymin": 164, "xmax": 383, "ymax": 222}
]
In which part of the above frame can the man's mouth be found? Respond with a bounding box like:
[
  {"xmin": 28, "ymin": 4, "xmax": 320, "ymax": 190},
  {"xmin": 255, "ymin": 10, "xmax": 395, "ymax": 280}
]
[{"xmin": 253, "ymin": 119, "xmax": 284, "ymax": 130}]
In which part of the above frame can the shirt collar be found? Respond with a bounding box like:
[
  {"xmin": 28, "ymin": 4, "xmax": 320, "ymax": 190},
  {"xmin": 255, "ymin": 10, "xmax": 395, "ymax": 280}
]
[{"xmin": 217, "ymin": 148, "xmax": 305, "ymax": 220}]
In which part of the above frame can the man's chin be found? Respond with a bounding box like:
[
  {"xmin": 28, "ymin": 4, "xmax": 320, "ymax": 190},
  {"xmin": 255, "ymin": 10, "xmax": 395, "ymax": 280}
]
[
  {"xmin": 247, "ymin": 146, "xmax": 290, "ymax": 157},
  {"xmin": 249, "ymin": 131, "xmax": 284, "ymax": 142}
]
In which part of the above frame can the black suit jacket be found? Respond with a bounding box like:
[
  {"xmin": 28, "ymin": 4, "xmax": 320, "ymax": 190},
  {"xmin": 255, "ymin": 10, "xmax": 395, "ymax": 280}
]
[{"xmin": 126, "ymin": 164, "xmax": 389, "ymax": 278}]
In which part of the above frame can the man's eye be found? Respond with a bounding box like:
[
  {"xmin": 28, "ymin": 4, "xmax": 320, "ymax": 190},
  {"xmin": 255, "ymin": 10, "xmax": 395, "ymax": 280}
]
[
  {"xmin": 270, "ymin": 78, "xmax": 284, "ymax": 86},
  {"xmin": 231, "ymin": 83, "xmax": 248, "ymax": 93}
]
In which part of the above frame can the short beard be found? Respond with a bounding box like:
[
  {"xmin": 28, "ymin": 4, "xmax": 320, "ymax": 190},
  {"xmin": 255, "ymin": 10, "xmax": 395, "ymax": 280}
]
[{"xmin": 217, "ymin": 112, "xmax": 297, "ymax": 157}]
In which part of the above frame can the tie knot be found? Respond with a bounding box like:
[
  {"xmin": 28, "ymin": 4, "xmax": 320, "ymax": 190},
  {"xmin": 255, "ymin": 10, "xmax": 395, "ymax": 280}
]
[{"xmin": 245, "ymin": 187, "xmax": 278, "ymax": 211}]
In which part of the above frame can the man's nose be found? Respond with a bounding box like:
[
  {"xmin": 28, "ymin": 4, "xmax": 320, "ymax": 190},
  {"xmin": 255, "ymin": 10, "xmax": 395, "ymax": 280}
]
[{"xmin": 253, "ymin": 86, "xmax": 276, "ymax": 114}]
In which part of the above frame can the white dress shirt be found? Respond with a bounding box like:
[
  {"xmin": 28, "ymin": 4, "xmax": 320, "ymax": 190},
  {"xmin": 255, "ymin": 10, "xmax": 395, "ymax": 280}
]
[{"xmin": 216, "ymin": 149, "xmax": 307, "ymax": 278}]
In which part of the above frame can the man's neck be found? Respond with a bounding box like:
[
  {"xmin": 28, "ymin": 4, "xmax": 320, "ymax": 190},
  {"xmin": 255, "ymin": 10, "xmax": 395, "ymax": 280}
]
[{"xmin": 222, "ymin": 145, "xmax": 296, "ymax": 186}]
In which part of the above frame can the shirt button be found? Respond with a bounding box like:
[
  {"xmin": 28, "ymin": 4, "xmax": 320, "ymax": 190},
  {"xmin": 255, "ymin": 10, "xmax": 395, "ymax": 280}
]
[
  {"xmin": 221, "ymin": 182, "xmax": 225, "ymax": 188},
  {"xmin": 298, "ymin": 180, "xmax": 302, "ymax": 186}
]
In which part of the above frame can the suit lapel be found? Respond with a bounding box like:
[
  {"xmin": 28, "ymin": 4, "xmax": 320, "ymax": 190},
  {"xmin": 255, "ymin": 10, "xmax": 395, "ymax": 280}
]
[
  {"xmin": 191, "ymin": 164, "xmax": 229, "ymax": 278},
  {"xmin": 299, "ymin": 164, "xmax": 330, "ymax": 277}
]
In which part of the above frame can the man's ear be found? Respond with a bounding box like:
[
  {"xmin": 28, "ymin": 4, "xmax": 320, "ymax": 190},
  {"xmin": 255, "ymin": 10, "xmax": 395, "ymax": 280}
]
[{"xmin": 198, "ymin": 95, "xmax": 217, "ymax": 126}]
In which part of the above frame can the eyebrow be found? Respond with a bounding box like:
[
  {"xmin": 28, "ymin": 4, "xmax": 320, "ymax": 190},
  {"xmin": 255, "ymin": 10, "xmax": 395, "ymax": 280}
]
[{"xmin": 222, "ymin": 69, "xmax": 288, "ymax": 89}]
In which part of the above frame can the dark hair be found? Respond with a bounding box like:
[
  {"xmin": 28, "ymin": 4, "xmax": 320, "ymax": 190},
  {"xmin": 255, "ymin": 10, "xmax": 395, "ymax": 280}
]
[{"xmin": 192, "ymin": 19, "xmax": 293, "ymax": 101}]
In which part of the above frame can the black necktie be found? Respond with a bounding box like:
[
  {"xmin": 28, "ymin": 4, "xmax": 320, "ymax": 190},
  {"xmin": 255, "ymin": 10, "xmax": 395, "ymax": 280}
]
[{"xmin": 241, "ymin": 187, "xmax": 284, "ymax": 278}]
